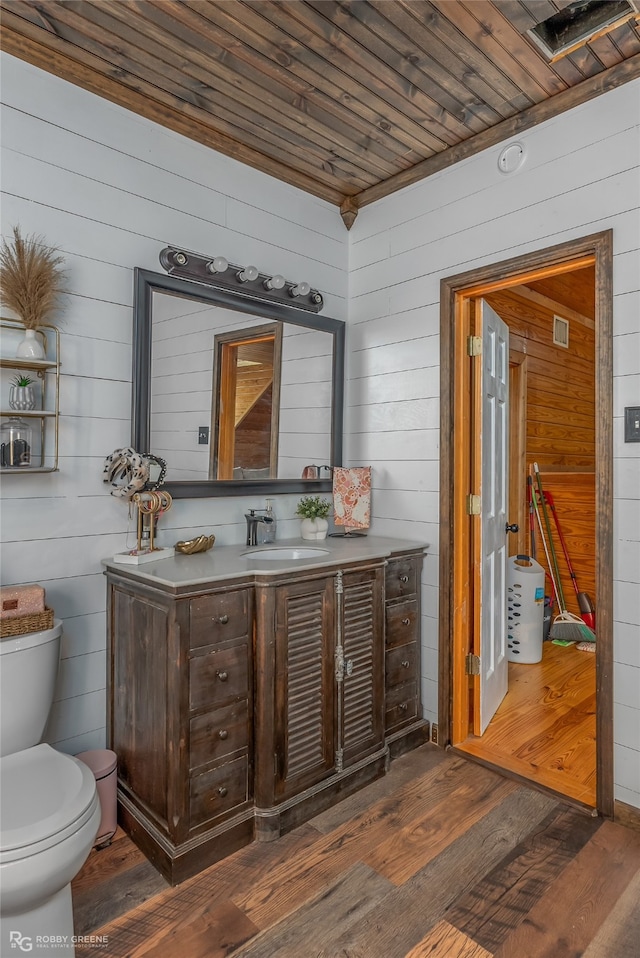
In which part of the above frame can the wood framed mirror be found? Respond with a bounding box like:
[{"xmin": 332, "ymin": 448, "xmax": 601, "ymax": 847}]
[{"xmin": 132, "ymin": 268, "xmax": 345, "ymax": 498}]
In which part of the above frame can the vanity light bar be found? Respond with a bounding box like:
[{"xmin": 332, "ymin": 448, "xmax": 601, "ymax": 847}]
[{"xmin": 159, "ymin": 247, "xmax": 324, "ymax": 312}]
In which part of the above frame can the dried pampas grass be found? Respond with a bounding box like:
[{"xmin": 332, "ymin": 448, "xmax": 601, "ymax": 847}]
[{"xmin": 0, "ymin": 226, "xmax": 66, "ymax": 329}]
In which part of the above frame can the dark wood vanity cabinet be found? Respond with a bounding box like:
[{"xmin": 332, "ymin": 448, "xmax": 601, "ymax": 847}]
[
  {"xmin": 188, "ymin": 590, "xmax": 253, "ymax": 829},
  {"xmin": 106, "ymin": 574, "xmax": 255, "ymax": 884},
  {"xmin": 384, "ymin": 553, "xmax": 424, "ymax": 752},
  {"xmin": 253, "ymin": 564, "xmax": 386, "ymax": 837},
  {"xmin": 106, "ymin": 543, "xmax": 426, "ymax": 884}
]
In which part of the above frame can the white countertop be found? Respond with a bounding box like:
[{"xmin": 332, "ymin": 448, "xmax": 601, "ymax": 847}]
[{"xmin": 102, "ymin": 535, "xmax": 427, "ymax": 589}]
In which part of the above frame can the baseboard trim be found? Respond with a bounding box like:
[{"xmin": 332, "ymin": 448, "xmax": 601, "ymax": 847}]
[{"xmin": 614, "ymin": 798, "xmax": 640, "ymax": 832}]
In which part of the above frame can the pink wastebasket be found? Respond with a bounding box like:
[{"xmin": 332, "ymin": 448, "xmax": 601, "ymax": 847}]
[{"xmin": 76, "ymin": 749, "xmax": 117, "ymax": 847}]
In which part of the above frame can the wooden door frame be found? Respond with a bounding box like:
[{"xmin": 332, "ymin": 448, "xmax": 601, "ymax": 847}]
[
  {"xmin": 438, "ymin": 230, "xmax": 613, "ymax": 816},
  {"xmin": 211, "ymin": 322, "xmax": 283, "ymax": 480}
]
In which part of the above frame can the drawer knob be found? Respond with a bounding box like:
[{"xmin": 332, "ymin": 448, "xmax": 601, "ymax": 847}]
[
  {"xmin": 399, "ymin": 575, "xmax": 409, "ymax": 583},
  {"xmin": 399, "ymin": 703, "xmax": 408, "ymax": 711},
  {"xmin": 217, "ymin": 786, "xmax": 228, "ymax": 797},
  {"xmin": 401, "ymin": 660, "xmax": 410, "ymax": 669},
  {"xmin": 217, "ymin": 670, "xmax": 229, "ymax": 682},
  {"xmin": 218, "ymin": 729, "xmax": 228, "ymax": 740},
  {"xmin": 402, "ymin": 618, "xmax": 411, "ymax": 626},
  {"xmin": 218, "ymin": 614, "xmax": 229, "ymax": 624}
]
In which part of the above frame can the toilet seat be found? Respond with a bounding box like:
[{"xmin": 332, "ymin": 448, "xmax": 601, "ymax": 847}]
[{"xmin": 0, "ymin": 744, "xmax": 98, "ymax": 863}]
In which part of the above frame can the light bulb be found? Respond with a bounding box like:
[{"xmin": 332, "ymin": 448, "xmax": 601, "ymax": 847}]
[
  {"xmin": 264, "ymin": 274, "xmax": 286, "ymax": 291},
  {"xmin": 311, "ymin": 291, "xmax": 323, "ymax": 306},
  {"xmin": 206, "ymin": 256, "xmax": 228, "ymax": 274},
  {"xmin": 172, "ymin": 251, "xmax": 188, "ymax": 266},
  {"xmin": 237, "ymin": 265, "xmax": 259, "ymax": 283},
  {"xmin": 291, "ymin": 281, "xmax": 310, "ymax": 297}
]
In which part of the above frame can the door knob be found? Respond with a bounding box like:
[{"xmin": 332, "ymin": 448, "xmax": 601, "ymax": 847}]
[{"xmin": 505, "ymin": 523, "xmax": 519, "ymax": 534}]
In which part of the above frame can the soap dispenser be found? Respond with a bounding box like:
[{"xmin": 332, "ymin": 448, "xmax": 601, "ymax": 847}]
[{"xmin": 261, "ymin": 499, "xmax": 277, "ymax": 544}]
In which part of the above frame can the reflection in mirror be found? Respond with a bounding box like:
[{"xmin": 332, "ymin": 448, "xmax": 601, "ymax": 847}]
[
  {"xmin": 212, "ymin": 323, "xmax": 281, "ymax": 481},
  {"xmin": 133, "ymin": 269, "xmax": 344, "ymax": 498}
]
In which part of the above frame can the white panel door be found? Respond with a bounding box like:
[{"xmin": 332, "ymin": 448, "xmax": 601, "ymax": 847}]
[{"xmin": 477, "ymin": 299, "xmax": 510, "ymax": 735}]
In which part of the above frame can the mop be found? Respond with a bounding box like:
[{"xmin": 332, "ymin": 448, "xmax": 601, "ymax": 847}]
[{"xmin": 533, "ymin": 463, "xmax": 596, "ymax": 643}]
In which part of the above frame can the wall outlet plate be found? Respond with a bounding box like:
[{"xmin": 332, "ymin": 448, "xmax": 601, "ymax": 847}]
[{"xmin": 624, "ymin": 406, "xmax": 640, "ymax": 442}]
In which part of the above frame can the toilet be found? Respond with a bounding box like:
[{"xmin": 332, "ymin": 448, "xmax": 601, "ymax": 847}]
[{"xmin": 0, "ymin": 621, "xmax": 100, "ymax": 958}]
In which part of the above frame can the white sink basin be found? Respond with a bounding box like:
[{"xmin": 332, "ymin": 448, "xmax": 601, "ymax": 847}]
[{"xmin": 244, "ymin": 547, "xmax": 330, "ymax": 561}]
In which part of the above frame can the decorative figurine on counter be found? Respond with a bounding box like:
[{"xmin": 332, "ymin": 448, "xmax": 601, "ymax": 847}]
[{"xmin": 103, "ymin": 449, "xmax": 174, "ymax": 563}]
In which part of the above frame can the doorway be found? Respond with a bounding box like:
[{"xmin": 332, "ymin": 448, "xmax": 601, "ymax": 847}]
[
  {"xmin": 438, "ymin": 232, "xmax": 613, "ymax": 816},
  {"xmin": 211, "ymin": 323, "xmax": 282, "ymax": 480}
]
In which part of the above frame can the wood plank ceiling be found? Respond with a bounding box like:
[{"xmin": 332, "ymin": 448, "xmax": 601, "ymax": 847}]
[{"xmin": 2, "ymin": 1, "xmax": 640, "ymax": 227}]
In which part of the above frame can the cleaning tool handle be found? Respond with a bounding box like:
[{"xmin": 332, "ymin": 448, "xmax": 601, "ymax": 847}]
[
  {"xmin": 534, "ymin": 463, "xmax": 566, "ymax": 611},
  {"xmin": 544, "ymin": 490, "xmax": 578, "ymax": 594},
  {"xmin": 545, "ymin": 489, "xmax": 596, "ymax": 628},
  {"xmin": 532, "ymin": 481, "xmax": 558, "ymax": 605}
]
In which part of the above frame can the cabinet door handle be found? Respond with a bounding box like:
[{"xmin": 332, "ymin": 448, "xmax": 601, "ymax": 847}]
[
  {"xmin": 402, "ymin": 617, "xmax": 411, "ymax": 626},
  {"xmin": 218, "ymin": 729, "xmax": 228, "ymax": 740},
  {"xmin": 401, "ymin": 660, "xmax": 410, "ymax": 669},
  {"xmin": 218, "ymin": 614, "xmax": 229, "ymax": 624},
  {"xmin": 399, "ymin": 575, "xmax": 409, "ymax": 583},
  {"xmin": 217, "ymin": 670, "xmax": 229, "ymax": 682},
  {"xmin": 217, "ymin": 786, "xmax": 228, "ymax": 797}
]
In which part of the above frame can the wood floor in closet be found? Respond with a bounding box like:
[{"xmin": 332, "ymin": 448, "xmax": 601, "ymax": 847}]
[
  {"xmin": 457, "ymin": 641, "xmax": 596, "ymax": 806},
  {"xmin": 71, "ymin": 743, "xmax": 640, "ymax": 958}
]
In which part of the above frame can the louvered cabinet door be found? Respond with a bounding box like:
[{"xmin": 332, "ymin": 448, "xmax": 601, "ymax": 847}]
[
  {"xmin": 340, "ymin": 566, "xmax": 385, "ymax": 769},
  {"xmin": 273, "ymin": 575, "xmax": 336, "ymax": 801}
]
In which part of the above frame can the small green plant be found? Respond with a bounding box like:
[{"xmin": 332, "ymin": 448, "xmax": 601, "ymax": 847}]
[
  {"xmin": 11, "ymin": 374, "xmax": 34, "ymax": 387},
  {"xmin": 296, "ymin": 495, "xmax": 331, "ymax": 520}
]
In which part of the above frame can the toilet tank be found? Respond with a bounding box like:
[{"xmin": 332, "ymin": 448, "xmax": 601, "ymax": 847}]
[{"xmin": 0, "ymin": 621, "xmax": 62, "ymax": 756}]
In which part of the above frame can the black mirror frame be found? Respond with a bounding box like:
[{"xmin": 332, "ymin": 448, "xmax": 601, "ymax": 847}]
[{"xmin": 132, "ymin": 268, "xmax": 345, "ymax": 499}]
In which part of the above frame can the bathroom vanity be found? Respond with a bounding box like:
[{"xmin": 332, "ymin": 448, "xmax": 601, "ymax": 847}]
[{"xmin": 104, "ymin": 536, "xmax": 427, "ymax": 884}]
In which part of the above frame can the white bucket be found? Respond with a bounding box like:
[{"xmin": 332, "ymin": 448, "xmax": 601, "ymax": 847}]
[{"xmin": 507, "ymin": 555, "xmax": 545, "ymax": 664}]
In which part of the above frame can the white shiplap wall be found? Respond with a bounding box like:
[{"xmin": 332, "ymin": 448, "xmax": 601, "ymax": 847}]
[
  {"xmin": 0, "ymin": 53, "xmax": 348, "ymax": 755},
  {"xmin": 1, "ymin": 52, "xmax": 638, "ymax": 813},
  {"xmin": 347, "ymin": 78, "xmax": 640, "ymax": 810}
]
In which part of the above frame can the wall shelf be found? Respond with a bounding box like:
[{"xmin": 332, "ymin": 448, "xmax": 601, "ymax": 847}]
[{"xmin": 1, "ymin": 320, "xmax": 60, "ymax": 473}]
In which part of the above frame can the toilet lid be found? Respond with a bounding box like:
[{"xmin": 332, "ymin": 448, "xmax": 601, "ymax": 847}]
[{"xmin": 0, "ymin": 744, "xmax": 98, "ymax": 858}]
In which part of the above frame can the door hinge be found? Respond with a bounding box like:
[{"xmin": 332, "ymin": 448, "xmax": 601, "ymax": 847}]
[
  {"xmin": 466, "ymin": 494, "xmax": 481, "ymax": 516},
  {"xmin": 467, "ymin": 335, "xmax": 482, "ymax": 356},
  {"xmin": 465, "ymin": 653, "xmax": 481, "ymax": 676}
]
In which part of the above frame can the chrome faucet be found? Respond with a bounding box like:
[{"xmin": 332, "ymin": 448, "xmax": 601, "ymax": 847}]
[{"xmin": 245, "ymin": 510, "xmax": 274, "ymax": 547}]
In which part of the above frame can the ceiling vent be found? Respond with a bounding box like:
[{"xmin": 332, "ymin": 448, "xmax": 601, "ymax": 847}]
[
  {"xmin": 527, "ymin": 0, "xmax": 640, "ymax": 60},
  {"xmin": 553, "ymin": 316, "xmax": 570, "ymax": 349}
]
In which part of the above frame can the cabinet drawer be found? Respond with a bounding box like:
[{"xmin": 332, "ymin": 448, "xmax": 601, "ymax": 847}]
[
  {"xmin": 386, "ymin": 643, "xmax": 417, "ymax": 688},
  {"xmin": 386, "ymin": 599, "xmax": 419, "ymax": 649},
  {"xmin": 190, "ymin": 590, "xmax": 250, "ymax": 649},
  {"xmin": 190, "ymin": 642, "xmax": 248, "ymax": 711},
  {"xmin": 386, "ymin": 557, "xmax": 418, "ymax": 600},
  {"xmin": 190, "ymin": 755, "xmax": 249, "ymax": 826},
  {"xmin": 385, "ymin": 681, "xmax": 418, "ymax": 729},
  {"xmin": 190, "ymin": 700, "xmax": 249, "ymax": 771}
]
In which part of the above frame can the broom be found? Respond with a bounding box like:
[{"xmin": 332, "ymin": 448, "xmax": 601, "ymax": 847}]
[
  {"xmin": 544, "ymin": 490, "xmax": 595, "ymax": 631},
  {"xmin": 533, "ymin": 463, "xmax": 596, "ymax": 643}
]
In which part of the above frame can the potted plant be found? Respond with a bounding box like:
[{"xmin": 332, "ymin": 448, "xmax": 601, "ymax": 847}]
[
  {"xmin": 296, "ymin": 495, "xmax": 331, "ymax": 540},
  {"xmin": 9, "ymin": 374, "xmax": 36, "ymax": 411},
  {"xmin": 0, "ymin": 226, "xmax": 66, "ymax": 358}
]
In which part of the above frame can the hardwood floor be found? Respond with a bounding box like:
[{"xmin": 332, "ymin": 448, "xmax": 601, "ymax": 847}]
[
  {"xmin": 71, "ymin": 744, "xmax": 640, "ymax": 958},
  {"xmin": 458, "ymin": 641, "xmax": 596, "ymax": 806}
]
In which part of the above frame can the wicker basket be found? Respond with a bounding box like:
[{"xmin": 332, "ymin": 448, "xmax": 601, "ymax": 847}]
[{"xmin": 0, "ymin": 608, "xmax": 54, "ymax": 638}]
